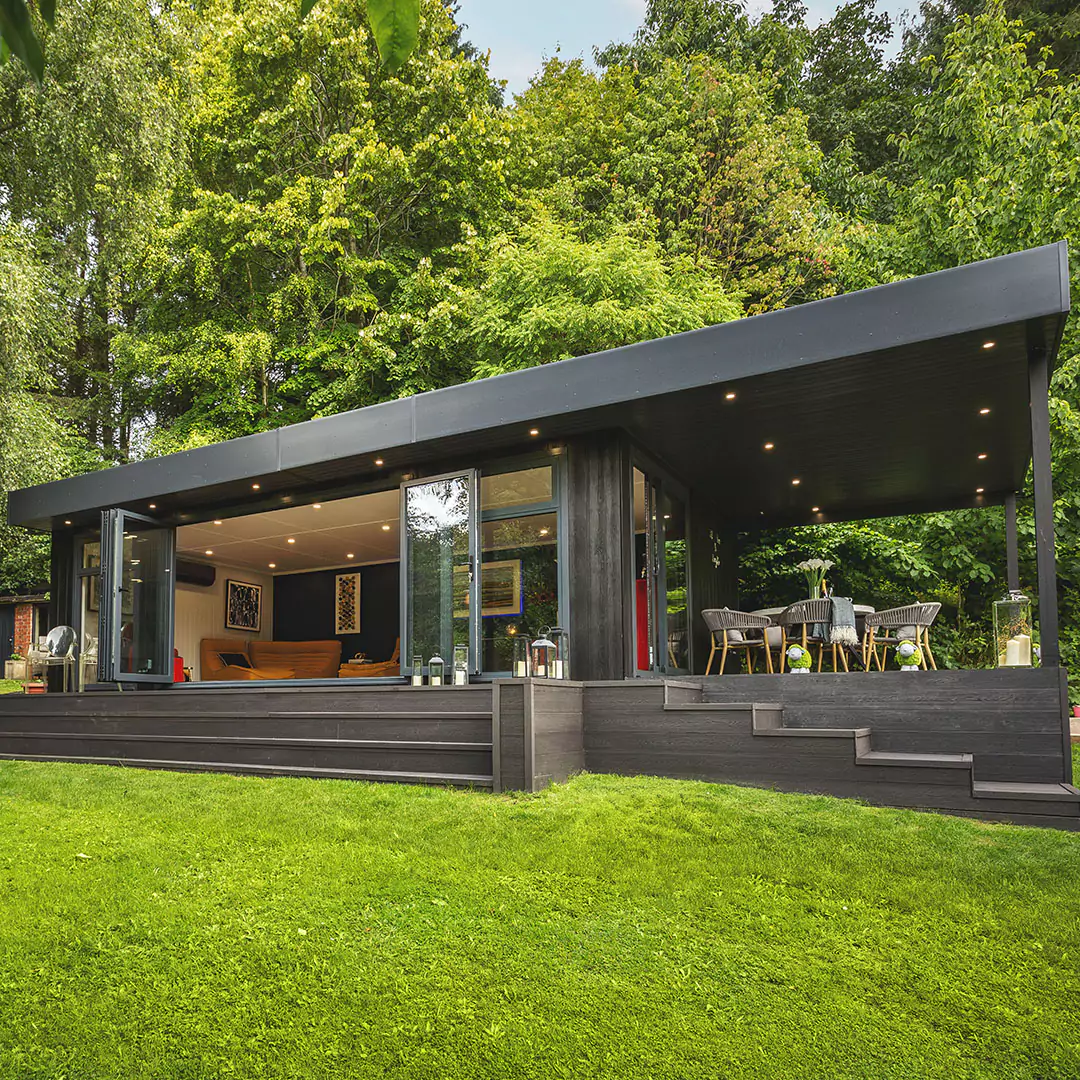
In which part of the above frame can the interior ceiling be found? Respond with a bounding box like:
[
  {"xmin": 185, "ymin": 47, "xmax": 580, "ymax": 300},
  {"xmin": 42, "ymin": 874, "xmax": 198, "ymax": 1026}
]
[{"xmin": 177, "ymin": 489, "xmax": 400, "ymax": 575}]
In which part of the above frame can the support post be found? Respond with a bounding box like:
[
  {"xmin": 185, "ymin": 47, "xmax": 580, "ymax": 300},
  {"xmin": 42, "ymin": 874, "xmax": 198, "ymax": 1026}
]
[
  {"xmin": 1004, "ymin": 492, "xmax": 1020, "ymax": 592},
  {"xmin": 1028, "ymin": 346, "xmax": 1059, "ymax": 669}
]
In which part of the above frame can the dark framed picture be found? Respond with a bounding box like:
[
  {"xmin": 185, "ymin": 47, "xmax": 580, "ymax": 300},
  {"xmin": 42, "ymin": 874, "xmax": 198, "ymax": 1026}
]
[{"xmin": 225, "ymin": 579, "xmax": 262, "ymax": 633}]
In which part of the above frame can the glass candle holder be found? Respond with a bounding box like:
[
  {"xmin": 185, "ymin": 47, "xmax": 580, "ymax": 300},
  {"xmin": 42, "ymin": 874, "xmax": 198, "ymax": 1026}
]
[
  {"xmin": 549, "ymin": 626, "xmax": 570, "ymax": 680},
  {"xmin": 453, "ymin": 643, "xmax": 469, "ymax": 686},
  {"xmin": 530, "ymin": 630, "xmax": 556, "ymax": 679},
  {"xmin": 411, "ymin": 654, "xmax": 424, "ymax": 686},
  {"xmin": 994, "ymin": 591, "xmax": 1033, "ymax": 667},
  {"xmin": 428, "ymin": 654, "xmax": 445, "ymax": 686},
  {"xmin": 512, "ymin": 635, "xmax": 529, "ymax": 678}
]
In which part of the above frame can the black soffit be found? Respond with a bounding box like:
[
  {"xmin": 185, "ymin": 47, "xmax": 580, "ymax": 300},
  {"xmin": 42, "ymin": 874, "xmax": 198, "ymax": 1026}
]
[{"xmin": 8, "ymin": 241, "xmax": 1070, "ymax": 531}]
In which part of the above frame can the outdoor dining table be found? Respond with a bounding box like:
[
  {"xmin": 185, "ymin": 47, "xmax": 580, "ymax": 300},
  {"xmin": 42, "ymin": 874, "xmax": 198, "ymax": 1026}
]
[{"xmin": 751, "ymin": 605, "xmax": 876, "ymax": 651}]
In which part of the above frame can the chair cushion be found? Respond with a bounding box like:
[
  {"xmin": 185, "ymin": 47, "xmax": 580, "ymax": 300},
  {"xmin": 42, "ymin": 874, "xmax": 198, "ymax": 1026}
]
[{"xmin": 725, "ymin": 629, "xmax": 744, "ymax": 643}]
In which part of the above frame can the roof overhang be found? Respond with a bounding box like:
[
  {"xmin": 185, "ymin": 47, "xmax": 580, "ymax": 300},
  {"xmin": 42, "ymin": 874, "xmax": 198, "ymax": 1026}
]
[{"xmin": 8, "ymin": 241, "xmax": 1070, "ymax": 531}]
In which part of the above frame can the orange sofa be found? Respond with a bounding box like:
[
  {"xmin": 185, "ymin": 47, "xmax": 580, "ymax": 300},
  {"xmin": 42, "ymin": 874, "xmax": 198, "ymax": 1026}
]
[{"xmin": 199, "ymin": 638, "xmax": 342, "ymax": 681}]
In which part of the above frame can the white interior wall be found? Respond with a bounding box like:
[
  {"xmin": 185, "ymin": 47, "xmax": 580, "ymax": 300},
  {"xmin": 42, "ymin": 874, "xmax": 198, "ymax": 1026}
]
[{"xmin": 174, "ymin": 564, "xmax": 274, "ymax": 680}]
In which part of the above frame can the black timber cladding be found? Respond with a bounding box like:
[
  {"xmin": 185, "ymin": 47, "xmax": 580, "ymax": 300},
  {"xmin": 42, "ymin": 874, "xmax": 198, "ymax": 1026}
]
[{"xmin": 7, "ymin": 242, "xmax": 1070, "ymax": 530}]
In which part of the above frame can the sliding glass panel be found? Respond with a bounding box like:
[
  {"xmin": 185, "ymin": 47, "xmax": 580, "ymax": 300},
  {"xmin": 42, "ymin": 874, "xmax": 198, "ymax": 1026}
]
[
  {"xmin": 479, "ymin": 511, "xmax": 559, "ymax": 672},
  {"xmin": 480, "ymin": 465, "xmax": 554, "ymax": 511},
  {"xmin": 402, "ymin": 472, "xmax": 478, "ymax": 675},
  {"xmin": 100, "ymin": 509, "xmax": 175, "ymax": 683},
  {"xmin": 661, "ymin": 491, "xmax": 689, "ymax": 671}
]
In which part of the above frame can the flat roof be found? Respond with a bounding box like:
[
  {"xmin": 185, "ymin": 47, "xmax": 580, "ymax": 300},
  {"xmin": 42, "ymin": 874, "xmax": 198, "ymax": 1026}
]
[{"xmin": 8, "ymin": 241, "xmax": 1069, "ymax": 531}]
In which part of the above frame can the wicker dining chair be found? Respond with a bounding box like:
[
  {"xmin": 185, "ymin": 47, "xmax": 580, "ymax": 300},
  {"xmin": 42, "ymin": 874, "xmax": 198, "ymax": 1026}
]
[
  {"xmin": 777, "ymin": 598, "xmax": 848, "ymax": 672},
  {"xmin": 701, "ymin": 609, "xmax": 775, "ymax": 674},
  {"xmin": 863, "ymin": 602, "xmax": 942, "ymax": 671}
]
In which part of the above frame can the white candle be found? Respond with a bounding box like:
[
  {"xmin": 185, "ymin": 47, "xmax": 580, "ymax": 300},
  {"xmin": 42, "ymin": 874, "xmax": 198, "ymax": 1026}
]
[
  {"xmin": 1005, "ymin": 638, "xmax": 1021, "ymax": 666},
  {"xmin": 1017, "ymin": 634, "xmax": 1032, "ymax": 665},
  {"xmin": 513, "ymin": 661, "xmax": 527, "ymax": 677},
  {"xmin": 552, "ymin": 659, "xmax": 564, "ymax": 680}
]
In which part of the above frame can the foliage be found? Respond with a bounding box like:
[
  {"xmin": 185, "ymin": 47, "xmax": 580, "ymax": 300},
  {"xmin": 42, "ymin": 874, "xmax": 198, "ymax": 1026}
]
[
  {"xmin": 1, "ymin": 763, "xmax": 1079, "ymax": 1077},
  {"xmin": 469, "ymin": 215, "xmax": 742, "ymax": 379}
]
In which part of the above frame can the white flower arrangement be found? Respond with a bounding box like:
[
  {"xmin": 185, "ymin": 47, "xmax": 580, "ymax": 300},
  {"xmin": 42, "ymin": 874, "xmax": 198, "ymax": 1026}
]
[{"xmin": 795, "ymin": 558, "xmax": 835, "ymax": 599}]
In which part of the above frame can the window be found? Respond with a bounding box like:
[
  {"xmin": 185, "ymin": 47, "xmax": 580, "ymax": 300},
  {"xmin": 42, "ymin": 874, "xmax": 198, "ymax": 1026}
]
[{"xmin": 478, "ymin": 461, "xmax": 562, "ymax": 673}]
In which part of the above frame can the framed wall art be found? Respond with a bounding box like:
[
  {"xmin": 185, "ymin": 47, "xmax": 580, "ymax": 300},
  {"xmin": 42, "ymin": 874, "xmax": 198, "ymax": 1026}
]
[
  {"xmin": 335, "ymin": 572, "xmax": 361, "ymax": 634},
  {"xmin": 225, "ymin": 579, "xmax": 262, "ymax": 633}
]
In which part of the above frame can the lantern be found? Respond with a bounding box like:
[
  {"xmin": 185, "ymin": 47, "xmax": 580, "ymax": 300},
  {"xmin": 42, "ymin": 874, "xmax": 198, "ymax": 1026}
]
[
  {"xmin": 512, "ymin": 635, "xmax": 530, "ymax": 678},
  {"xmin": 530, "ymin": 630, "xmax": 557, "ymax": 679},
  {"xmin": 549, "ymin": 626, "xmax": 570, "ymax": 680},
  {"xmin": 994, "ymin": 591, "xmax": 1033, "ymax": 667},
  {"xmin": 453, "ymin": 643, "xmax": 469, "ymax": 686},
  {"xmin": 428, "ymin": 654, "xmax": 445, "ymax": 685},
  {"xmin": 411, "ymin": 654, "xmax": 424, "ymax": 686}
]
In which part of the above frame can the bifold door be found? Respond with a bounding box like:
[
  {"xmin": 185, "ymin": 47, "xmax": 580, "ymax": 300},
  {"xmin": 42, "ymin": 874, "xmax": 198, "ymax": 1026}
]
[
  {"xmin": 401, "ymin": 471, "xmax": 480, "ymax": 678},
  {"xmin": 98, "ymin": 509, "xmax": 176, "ymax": 684}
]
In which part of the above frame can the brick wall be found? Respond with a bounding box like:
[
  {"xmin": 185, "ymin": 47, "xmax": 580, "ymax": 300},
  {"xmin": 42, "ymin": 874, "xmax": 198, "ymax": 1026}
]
[{"xmin": 13, "ymin": 604, "xmax": 34, "ymax": 656}]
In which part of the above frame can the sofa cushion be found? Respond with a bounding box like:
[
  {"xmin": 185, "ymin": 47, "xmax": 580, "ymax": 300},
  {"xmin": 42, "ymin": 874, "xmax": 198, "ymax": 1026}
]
[
  {"xmin": 249, "ymin": 640, "xmax": 342, "ymax": 680},
  {"xmin": 217, "ymin": 651, "xmax": 252, "ymax": 669}
]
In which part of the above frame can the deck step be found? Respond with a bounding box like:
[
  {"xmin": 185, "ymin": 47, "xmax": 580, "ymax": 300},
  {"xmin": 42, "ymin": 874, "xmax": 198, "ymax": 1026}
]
[
  {"xmin": 0, "ymin": 753, "xmax": 493, "ymax": 788},
  {"xmin": 858, "ymin": 750, "xmax": 973, "ymax": 769},
  {"xmin": 973, "ymin": 780, "xmax": 1080, "ymax": 802},
  {"xmin": 0, "ymin": 732, "xmax": 491, "ymax": 752},
  {"xmin": 754, "ymin": 726, "xmax": 872, "ymax": 738}
]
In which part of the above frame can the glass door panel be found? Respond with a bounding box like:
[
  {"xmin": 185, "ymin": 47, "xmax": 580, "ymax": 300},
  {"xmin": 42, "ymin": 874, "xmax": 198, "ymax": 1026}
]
[
  {"xmin": 99, "ymin": 509, "xmax": 175, "ymax": 683},
  {"xmin": 633, "ymin": 468, "xmax": 658, "ymax": 672},
  {"xmin": 661, "ymin": 491, "xmax": 689, "ymax": 671},
  {"xmin": 402, "ymin": 472, "xmax": 479, "ymax": 677}
]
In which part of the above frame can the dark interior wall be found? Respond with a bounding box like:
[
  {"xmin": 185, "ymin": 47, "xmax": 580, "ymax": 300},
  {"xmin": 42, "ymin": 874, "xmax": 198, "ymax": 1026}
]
[
  {"xmin": 273, "ymin": 561, "xmax": 400, "ymax": 663},
  {"xmin": 566, "ymin": 432, "xmax": 632, "ymax": 681},
  {"xmin": 688, "ymin": 499, "xmax": 738, "ymax": 675}
]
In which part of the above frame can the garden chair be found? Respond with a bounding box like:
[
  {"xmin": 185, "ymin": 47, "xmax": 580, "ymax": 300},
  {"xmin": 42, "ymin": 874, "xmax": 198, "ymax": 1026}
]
[
  {"xmin": 778, "ymin": 598, "xmax": 848, "ymax": 672},
  {"xmin": 863, "ymin": 603, "xmax": 942, "ymax": 671},
  {"xmin": 701, "ymin": 609, "xmax": 775, "ymax": 674}
]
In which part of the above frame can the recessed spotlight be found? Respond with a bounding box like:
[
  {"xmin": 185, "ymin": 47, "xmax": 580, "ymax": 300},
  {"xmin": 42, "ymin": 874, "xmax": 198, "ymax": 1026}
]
[
  {"xmin": 381, "ymin": 524, "xmax": 391, "ymax": 531},
  {"xmin": 663, "ymin": 514, "xmax": 671, "ymax": 520},
  {"xmin": 725, "ymin": 391, "xmax": 736, "ymax": 400},
  {"xmin": 978, "ymin": 453, "xmax": 988, "ymax": 460},
  {"xmin": 979, "ymin": 408, "xmax": 991, "ymax": 415},
  {"xmin": 976, "ymin": 488, "xmax": 985, "ymax": 494},
  {"xmin": 213, "ymin": 520, "xmax": 223, "ymax": 525},
  {"xmin": 269, "ymin": 563, "xmax": 276, "ymax": 568},
  {"xmin": 529, "ymin": 428, "xmax": 540, "ymax": 436},
  {"xmin": 763, "ymin": 442, "xmax": 774, "ymax": 451},
  {"xmin": 64, "ymin": 520, "xmax": 72, "ymax": 526},
  {"xmin": 791, "ymin": 478, "xmax": 801, "ymax": 486},
  {"xmin": 313, "ymin": 504, "xmax": 322, "ymax": 510},
  {"xmin": 374, "ymin": 458, "xmax": 384, "ymax": 466},
  {"xmin": 205, "ymin": 550, "xmax": 213, "ymax": 556},
  {"xmin": 281, "ymin": 495, "xmax": 292, "ymax": 503},
  {"xmin": 346, "ymin": 553, "xmax": 354, "ymax": 559},
  {"xmin": 287, "ymin": 538, "xmax": 296, "ymax": 544},
  {"xmin": 539, "ymin": 527, "xmax": 550, "ymax": 536},
  {"xmin": 812, "ymin": 506, "xmax": 820, "ymax": 513},
  {"xmin": 148, "ymin": 503, "xmax": 157, "ymax": 510},
  {"xmin": 982, "ymin": 341, "xmax": 996, "ymax": 350},
  {"xmin": 252, "ymin": 483, "xmax": 261, "ymax": 490}
]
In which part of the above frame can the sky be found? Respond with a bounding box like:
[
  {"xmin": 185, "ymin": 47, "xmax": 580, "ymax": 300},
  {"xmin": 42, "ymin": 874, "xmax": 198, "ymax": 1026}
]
[{"xmin": 454, "ymin": 0, "xmax": 912, "ymax": 98}]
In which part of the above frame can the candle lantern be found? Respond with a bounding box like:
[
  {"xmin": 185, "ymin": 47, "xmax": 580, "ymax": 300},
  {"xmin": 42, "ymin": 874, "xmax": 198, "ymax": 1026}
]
[
  {"xmin": 453, "ymin": 643, "xmax": 469, "ymax": 686},
  {"xmin": 549, "ymin": 626, "xmax": 570, "ymax": 680},
  {"xmin": 529, "ymin": 630, "xmax": 557, "ymax": 679},
  {"xmin": 994, "ymin": 591, "xmax": 1033, "ymax": 667},
  {"xmin": 512, "ymin": 635, "xmax": 530, "ymax": 678},
  {"xmin": 428, "ymin": 654, "xmax": 445, "ymax": 686},
  {"xmin": 411, "ymin": 654, "xmax": 424, "ymax": 686}
]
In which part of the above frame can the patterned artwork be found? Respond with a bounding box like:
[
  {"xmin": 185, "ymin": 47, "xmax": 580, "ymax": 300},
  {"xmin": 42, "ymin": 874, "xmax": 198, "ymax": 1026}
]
[
  {"xmin": 335, "ymin": 573, "xmax": 361, "ymax": 634},
  {"xmin": 225, "ymin": 579, "xmax": 262, "ymax": 633}
]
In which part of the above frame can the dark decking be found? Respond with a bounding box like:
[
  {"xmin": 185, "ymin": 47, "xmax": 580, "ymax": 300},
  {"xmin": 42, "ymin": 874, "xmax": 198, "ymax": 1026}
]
[{"xmin": 0, "ymin": 670, "xmax": 1076, "ymax": 828}]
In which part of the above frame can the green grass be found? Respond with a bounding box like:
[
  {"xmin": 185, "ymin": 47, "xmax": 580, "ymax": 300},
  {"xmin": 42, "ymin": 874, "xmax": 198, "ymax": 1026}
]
[{"xmin": 0, "ymin": 764, "xmax": 1078, "ymax": 1079}]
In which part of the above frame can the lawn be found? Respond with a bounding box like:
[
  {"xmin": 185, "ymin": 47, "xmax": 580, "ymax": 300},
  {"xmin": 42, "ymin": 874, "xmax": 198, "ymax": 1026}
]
[{"xmin": 0, "ymin": 764, "xmax": 1078, "ymax": 1079}]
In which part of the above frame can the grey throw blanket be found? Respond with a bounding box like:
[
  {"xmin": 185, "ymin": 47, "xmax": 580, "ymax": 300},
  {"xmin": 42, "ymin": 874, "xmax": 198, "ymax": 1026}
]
[{"xmin": 828, "ymin": 596, "xmax": 859, "ymax": 648}]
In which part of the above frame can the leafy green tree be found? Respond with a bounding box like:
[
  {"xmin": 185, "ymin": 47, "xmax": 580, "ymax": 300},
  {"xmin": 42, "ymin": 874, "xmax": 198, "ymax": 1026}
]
[
  {"xmin": 467, "ymin": 215, "xmax": 742, "ymax": 379},
  {"xmin": 511, "ymin": 57, "xmax": 837, "ymax": 312}
]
